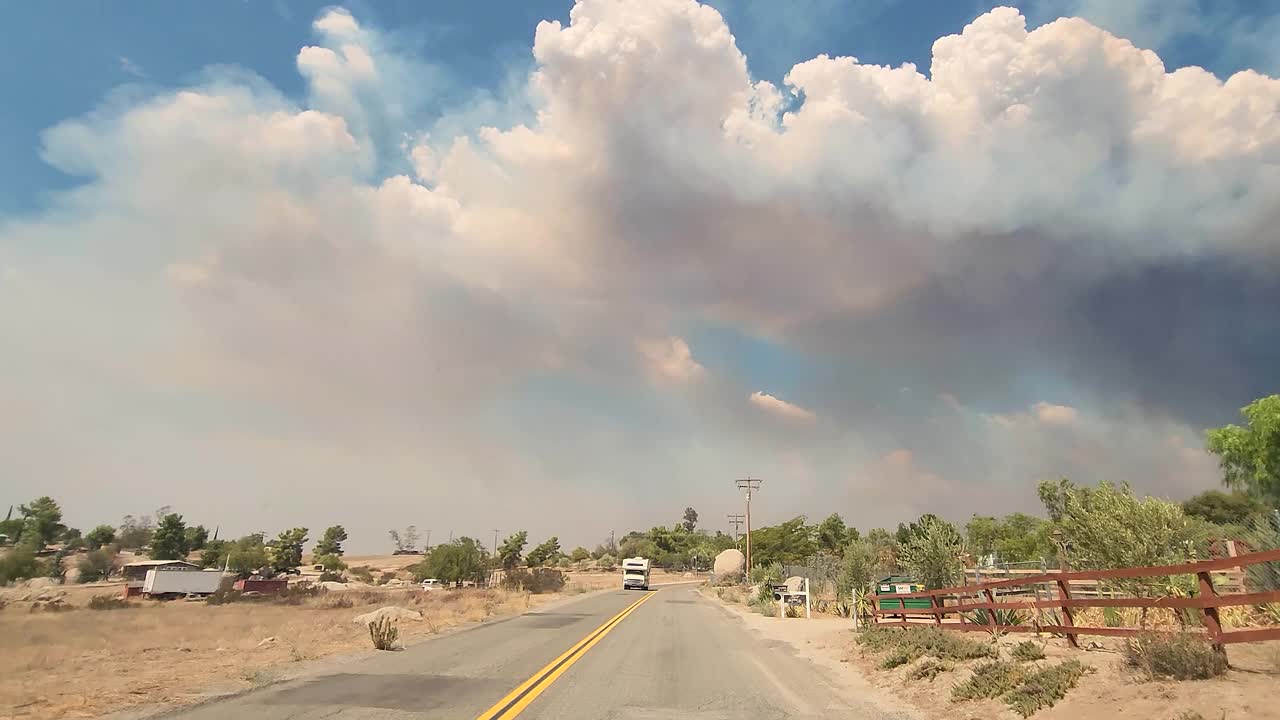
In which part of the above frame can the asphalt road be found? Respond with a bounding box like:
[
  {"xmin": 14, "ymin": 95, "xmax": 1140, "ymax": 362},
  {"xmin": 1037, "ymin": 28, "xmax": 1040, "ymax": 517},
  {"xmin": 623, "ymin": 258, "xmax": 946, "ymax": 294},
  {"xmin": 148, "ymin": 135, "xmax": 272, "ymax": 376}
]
[{"xmin": 162, "ymin": 583, "xmax": 900, "ymax": 720}]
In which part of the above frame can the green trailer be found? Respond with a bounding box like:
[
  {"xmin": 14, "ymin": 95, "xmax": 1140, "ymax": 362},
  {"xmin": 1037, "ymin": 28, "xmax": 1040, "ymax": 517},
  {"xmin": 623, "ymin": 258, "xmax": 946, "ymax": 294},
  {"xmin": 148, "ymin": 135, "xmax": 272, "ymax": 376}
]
[{"xmin": 875, "ymin": 575, "xmax": 932, "ymax": 610}]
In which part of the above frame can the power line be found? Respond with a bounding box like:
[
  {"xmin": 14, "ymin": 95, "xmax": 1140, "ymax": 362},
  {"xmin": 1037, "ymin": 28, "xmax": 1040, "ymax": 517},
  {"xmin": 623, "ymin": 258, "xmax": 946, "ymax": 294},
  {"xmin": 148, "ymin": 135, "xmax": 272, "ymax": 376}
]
[
  {"xmin": 726, "ymin": 513, "xmax": 745, "ymax": 540},
  {"xmin": 742, "ymin": 476, "xmax": 757, "ymax": 571}
]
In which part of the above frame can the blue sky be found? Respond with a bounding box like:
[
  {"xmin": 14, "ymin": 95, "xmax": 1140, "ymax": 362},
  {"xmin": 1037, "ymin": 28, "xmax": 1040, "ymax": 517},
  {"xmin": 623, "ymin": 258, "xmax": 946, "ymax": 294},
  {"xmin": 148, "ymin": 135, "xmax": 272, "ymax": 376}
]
[
  {"xmin": 6, "ymin": 0, "xmax": 1272, "ymax": 213},
  {"xmin": 2, "ymin": 0, "xmax": 1277, "ymax": 551}
]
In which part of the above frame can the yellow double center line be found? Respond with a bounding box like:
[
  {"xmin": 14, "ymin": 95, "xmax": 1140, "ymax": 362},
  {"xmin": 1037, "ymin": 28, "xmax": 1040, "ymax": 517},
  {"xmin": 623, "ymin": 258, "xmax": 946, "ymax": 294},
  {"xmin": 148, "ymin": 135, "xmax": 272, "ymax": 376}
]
[{"xmin": 475, "ymin": 591, "xmax": 657, "ymax": 720}]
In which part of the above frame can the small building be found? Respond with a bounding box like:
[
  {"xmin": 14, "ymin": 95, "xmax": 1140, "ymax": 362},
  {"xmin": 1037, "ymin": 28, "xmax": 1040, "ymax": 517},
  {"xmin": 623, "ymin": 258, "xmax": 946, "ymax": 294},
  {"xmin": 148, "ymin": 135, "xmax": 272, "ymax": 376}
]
[
  {"xmin": 121, "ymin": 559, "xmax": 200, "ymax": 597},
  {"xmin": 122, "ymin": 559, "xmax": 200, "ymax": 582}
]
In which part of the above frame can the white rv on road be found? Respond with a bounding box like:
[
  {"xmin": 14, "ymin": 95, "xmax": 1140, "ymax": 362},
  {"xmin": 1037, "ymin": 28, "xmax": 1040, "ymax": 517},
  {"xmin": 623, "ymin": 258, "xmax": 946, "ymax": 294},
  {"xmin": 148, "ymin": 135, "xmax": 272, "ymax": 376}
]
[{"xmin": 622, "ymin": 557, "xmax": 651, "ymax": 590}]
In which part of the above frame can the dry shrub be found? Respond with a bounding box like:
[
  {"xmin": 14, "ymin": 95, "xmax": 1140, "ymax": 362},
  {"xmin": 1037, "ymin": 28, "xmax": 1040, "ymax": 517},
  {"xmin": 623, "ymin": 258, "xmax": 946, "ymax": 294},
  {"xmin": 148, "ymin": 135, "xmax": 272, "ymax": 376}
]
[
  {"xmin": 1125, "ymin": 632, "xmax": 1227, "ymax": 680},
  {"xmin": 87, "ymin": 595, "xmax": 133, "ymax": 611},
  {"xmin": 1011, "ymin": 640, "xmax": 1046, "ymax": 662},
  {"xmin": 502, "ymin": 568, "xmax": 566, "ymax": 594},
  {"xmin": 1003, "ymin": 660, "xmax": 1093, "ymax": 718},
  {"xmin": 348, "ymin": 566, "xmax": 375, "ymax": 583},
  {"xmin": 368, "ymin": 616, "xmax": 399, "ymax": 650},
  {"xmin": 908, "ymin": 658, "xmax": 953, "ymax": 681},
  {"xmin": 951, "ymin": 660, "xmax": 1026, "ymax": 702},
  {"xmin": 319, "ymin": 595, "xmax": 354, "ymax": 609}
]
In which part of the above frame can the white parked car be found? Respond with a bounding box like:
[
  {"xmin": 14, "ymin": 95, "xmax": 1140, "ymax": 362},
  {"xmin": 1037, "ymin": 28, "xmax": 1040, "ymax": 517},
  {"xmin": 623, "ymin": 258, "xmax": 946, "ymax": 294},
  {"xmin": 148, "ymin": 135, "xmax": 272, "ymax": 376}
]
[{"xmin": 421, "ymin": 578, "xmax": 442, "ymax": 591}]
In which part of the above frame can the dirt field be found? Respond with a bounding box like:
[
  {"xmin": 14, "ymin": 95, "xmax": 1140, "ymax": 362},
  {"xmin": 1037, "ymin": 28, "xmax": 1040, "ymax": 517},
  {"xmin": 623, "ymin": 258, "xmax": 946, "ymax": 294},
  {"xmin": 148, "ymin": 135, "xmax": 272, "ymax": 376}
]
[
  {"xmin": 0, "ymin": 566, "xmax": 650, "ymax": 720},
  {"xmin": 702, "ymin": 586, "xmax": 1280, "ymax": 720}
]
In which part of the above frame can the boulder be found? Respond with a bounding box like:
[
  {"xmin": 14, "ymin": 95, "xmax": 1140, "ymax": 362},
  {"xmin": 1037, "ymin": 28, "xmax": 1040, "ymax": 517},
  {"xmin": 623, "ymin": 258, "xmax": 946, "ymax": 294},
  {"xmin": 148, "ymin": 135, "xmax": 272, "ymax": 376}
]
[
  {"xmin": 25, "ymin": 577, "xmax": 59, "ymax": 590},
  {"xmin": 784, "ymin": 576, "xmax": 805, "ymax": 593},
  {"xmin": 712, "ymin": 549, "xmax": 746, "ymax": 582},
  {"xmin": 319, "ymin": 581, "xmax": 350, "ymax": 592},
  {"xmin": 353, "ymin": 606, "xmax": 423, "ymax": 626}
]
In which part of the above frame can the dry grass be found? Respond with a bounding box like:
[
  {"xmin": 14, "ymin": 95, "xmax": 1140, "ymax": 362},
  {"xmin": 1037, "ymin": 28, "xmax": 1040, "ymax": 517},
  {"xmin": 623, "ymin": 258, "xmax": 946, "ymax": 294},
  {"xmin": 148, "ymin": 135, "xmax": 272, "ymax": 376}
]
[{"xmin": 0, "ymin": 585, "xmax": 553, "ymax": 719}]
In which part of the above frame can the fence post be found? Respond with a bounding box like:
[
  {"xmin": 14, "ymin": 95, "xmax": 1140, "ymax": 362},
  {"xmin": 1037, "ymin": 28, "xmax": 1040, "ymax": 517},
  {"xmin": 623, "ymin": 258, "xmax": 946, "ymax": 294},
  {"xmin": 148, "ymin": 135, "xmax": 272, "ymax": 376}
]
[
  {"xmin": 899, "ymin": 596, "xmax": 907, "ymax": 625},
  {"xmin": 930, "ymin": 592, "xmax": 942, "ymax": 626},
  {"xmin": 1196, "ymin": 570, "xmax": 1226, "ymax": 657},
  {"xmin": 1054, "ymin": 579, "xmax": 1079, "ymax": 648}
]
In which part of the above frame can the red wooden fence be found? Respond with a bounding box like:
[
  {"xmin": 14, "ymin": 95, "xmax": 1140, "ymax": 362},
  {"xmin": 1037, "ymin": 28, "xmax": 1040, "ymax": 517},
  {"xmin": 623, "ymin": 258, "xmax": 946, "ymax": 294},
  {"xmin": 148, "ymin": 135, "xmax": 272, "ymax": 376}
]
[{"xmin": 872, "ymin": 547, "xmax": 1280, "ymax": 649}]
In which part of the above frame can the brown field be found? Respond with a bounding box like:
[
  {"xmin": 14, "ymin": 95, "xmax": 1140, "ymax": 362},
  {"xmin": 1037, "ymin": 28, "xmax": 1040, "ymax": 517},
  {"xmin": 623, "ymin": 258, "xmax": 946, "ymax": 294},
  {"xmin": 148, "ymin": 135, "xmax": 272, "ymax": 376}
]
[{"xmin": 0, "ymin": 565, "xmax": 653, "ymax": 720}]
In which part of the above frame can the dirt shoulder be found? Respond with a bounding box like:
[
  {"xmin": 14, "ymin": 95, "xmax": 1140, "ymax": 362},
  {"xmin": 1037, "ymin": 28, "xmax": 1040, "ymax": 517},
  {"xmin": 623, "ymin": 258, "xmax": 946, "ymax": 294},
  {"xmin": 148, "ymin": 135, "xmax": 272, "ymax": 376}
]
[
  {"xmin": 699, "ymin": 586, "xmax": 1280, "ymax": 720},
  {"xmin": 1, "ymin": 568, "xmax": 636, "ymax": 720}
]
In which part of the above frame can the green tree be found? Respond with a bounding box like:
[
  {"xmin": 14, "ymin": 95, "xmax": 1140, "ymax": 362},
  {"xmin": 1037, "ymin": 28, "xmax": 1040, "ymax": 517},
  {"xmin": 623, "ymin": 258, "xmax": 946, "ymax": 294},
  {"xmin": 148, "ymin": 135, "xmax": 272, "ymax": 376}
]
[
  {"xmin": 149, "ymin": 513, "xmax": 189, "ymax": 560},
  {"xmin": 708, "ymin": 531, "xmax": 737, "ymax": 554},
  {"xmin": 816, "ymin": 513, "xmax": 848, "ymax": 555},
  {"xmin": 1182, "ymin": 489, "xmax": 1268, "ymax": 525},
  {"xmin": 18, "ymin": 496, "xmax": 65, "ymax": 548},
  {"xmin": 526, "ymin": 536, "xmax": 562, "ymax": 567},
  {"xmin": 267, "ymin": 528, "xmax": 308, "ymax": 576},
  {"xmin": 85, "ymin": 525, "xmax": 117, "ymax": 550},
  {"xmin": 749, "ymin": 517, "xmax": 816, "ymax": 566},
  {"xmin": 619, "ymin": 537, "xmax": 658, "ymax": 560},
  {"xmin": 60, "ymin": 527, "xmax": 84, "ymax": 551},
  {"xmin": 498, "ymin": 531, "xmax": 529, "ymax": 570},
  {"xmin": 837, "ymin": 538, "xmax": 879, "ymax": 596},
  {"xmin": 1040, "ymin": 479, "xmax": 1196, "ymax": 596},
  {"xmin": 200, "ymin": 539, "xmax": 230, "ymax": 568},
  {"xmin": 314, "ymin": 525, "xmax": 348, "ymax": 557},
  {"xmin": 225, "ymin": 534, "xmax": 268, "ymax": 576},
  {"xmin": 184, "ymin": 525, "xmax": 210, "ymax": 552},
  {"xmin": 117, "ymin": 515, "xmax": 154, "ymax": 550},
  {"xmin": 682, "ymin": 507, "xmax": 699, "ymax": 533},
  {"xmin": 569, "ymin": 546, "xmax": 591, "ymax": 563},
  {"xmin": 0, "ymin": 547, "xmax": 39, "ymax": 583},
  {"xmin": 864, "ymin": 528, "xmax": 900, "ymax": 572},
  {"xmin": 76, "ymin": 548, "xmax": 116, "ymax": 583},
  {"xmin": 414, "ymin": 538, "xmax": 488, "ymax": 584},
  {"xmin": 597, "ymin": 553, "xmax": 617, "ymax": 570},
  {"xmin": 900, "ymin": 515, "xmax": 965, "ymax": 590},
  {"xmin": 1207, "ymin": 394, "xmax": 1280, "ymax": 506},
  {"xmin": 313, "ymin": 553, "xmax": 347, "ymax": 573},
  {"xmin": 965, "ymin": 513, "xmax": 1053, "ymax": 563}
]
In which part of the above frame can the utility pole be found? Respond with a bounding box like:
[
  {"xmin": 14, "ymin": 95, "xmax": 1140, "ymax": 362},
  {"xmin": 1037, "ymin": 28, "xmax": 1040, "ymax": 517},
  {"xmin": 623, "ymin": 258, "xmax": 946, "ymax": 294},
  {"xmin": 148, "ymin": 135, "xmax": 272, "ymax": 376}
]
[
  {"xmin": 492, "ymin": 530, "xmax": 500, "ymax": 560},
  {"xmin": 424, "ymin": 529, "xmax": 432, "ymax": 549},
  {"xmin": 735, "ymin": 477, "xmax": 762, "ymax": 572},
  {"xmin": 726, "ymin": 513, "xmax": 745, "ymax": 541},
  {"xmin": 610, "ymin": 530, "xmax": 616, "ymax": 555}
]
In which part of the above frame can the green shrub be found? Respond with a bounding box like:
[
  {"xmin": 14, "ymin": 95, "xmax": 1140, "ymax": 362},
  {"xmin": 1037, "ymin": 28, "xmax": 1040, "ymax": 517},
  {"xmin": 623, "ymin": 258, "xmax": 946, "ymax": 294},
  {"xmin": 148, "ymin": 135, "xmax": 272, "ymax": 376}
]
[
  {"xmin": 87, "ymin": 595, "xmax": 132, "ymax": 611},
  {"xmin": 501, "ymin": 568, "xmax": 566, "ymax": 594},
  {"xmin": 752, "ymin": 599, "xmax": 777, "ymax": 616},
  {"xmin": 908, "ymin": 658, "xmax": 953, "ymax": 681},
  {"xmin": 1003, "ymin": 660, "xmax": 1093, "ymax": 717},
  {"xmin": 881, "ymin": 647, "xmax": 913, "ymax": 669},
  {"xmin": 75, "ymin": 549, "xmax": 117, "ymax": 583},
  {"xmin": 1011, "ymin": 640, "xmax": 1046, "ymax": 662},
  {"xmin": 1125, "ymin": 632, "xmax": 1228, "ymax": 680},
  {"xmin": 859, "ymin": 626, "xmax": 996, "ymax": 670},
  {"xmin": 952, "ymin": 660, "xmax": 1026, "ymax": 702},
  {"xmin": 349, "ymin": 566, "xmax": 374, "ymax": 583},
  {"xmin": 0, "ymin": 548, "xmax": 39, "ymax": 584}
]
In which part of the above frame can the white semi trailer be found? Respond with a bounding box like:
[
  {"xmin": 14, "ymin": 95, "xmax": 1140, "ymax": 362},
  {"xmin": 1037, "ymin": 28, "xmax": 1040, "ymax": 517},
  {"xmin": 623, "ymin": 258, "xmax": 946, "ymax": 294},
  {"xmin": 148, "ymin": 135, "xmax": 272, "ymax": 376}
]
[
  {"xmin": 622, "ymin": 557, "xmax": 651, "ymax": 590},
  {"xmin": 142, "ymin": 568, "xmax": 225, "ymax": 598}
]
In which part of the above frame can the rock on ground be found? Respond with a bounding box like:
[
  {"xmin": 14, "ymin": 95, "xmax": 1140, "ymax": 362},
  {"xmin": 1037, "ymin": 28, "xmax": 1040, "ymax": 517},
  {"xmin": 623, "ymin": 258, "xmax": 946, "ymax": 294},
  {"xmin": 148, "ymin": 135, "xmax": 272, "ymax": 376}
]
[
  {"xmin": 712, "ymin": 549, "xmax": 745, "ymax": 582},
  {"xmin": 353, "ymin": 606, "xmax": 423, "ymax": 625}
]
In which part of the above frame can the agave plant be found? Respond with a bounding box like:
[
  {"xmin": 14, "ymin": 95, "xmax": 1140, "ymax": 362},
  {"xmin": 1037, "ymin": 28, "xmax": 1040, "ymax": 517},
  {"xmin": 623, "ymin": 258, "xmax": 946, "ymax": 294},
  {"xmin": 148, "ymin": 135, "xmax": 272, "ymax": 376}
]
[{"xmin": 968, "ymin": 607, "xmax": 1028, "ymax": 627}]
